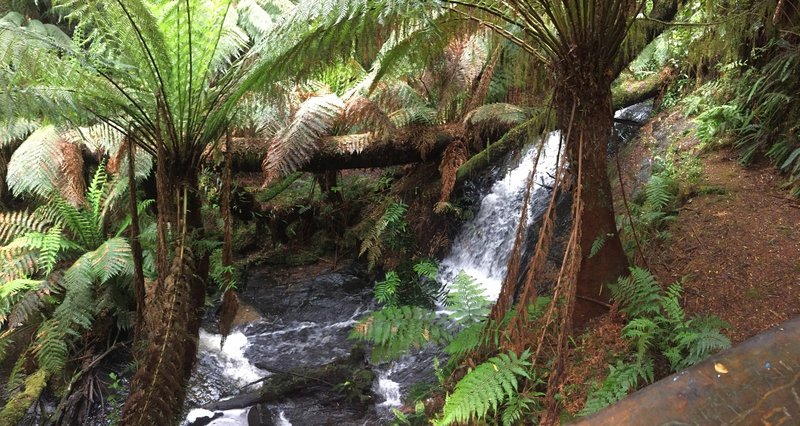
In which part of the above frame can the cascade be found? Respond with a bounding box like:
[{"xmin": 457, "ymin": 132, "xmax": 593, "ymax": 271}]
[{"xmin": 439, "ymin": 131, "xmax": 562, "ymax": 300}]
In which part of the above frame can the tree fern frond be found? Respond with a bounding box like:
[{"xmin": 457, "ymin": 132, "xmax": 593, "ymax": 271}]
[
  {"xmin": 38, "ymin": 223, "xmax": 64, "ymax": 275},
  {"xmin": 263, "ymin": 93, "xmax": 344, "ymax": 184},
  {"xmin": 6, "ymin": 126, "xmax": 64, "ymax": 200},
  {"xmin": 0, "ymin": 210, "xmax": 50, "ymax": 245},
  {"xmin": 0, "ymin": 119, "xmax": 37, "ymax": 147},
  {"xmin": 435, "ymin": 350, "xmax": 532, "ymax": 426},
  {"xmin": 86, "ymin": 162, "xmax": 109, "ymax": 226}
]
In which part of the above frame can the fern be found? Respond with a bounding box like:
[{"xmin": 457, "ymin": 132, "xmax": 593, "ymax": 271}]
[
  {"xmin": 446, "ymin": 270, "xmax": 491, "ymax": 325},
  {"xmin": 374, "ymin": 271, "xmax": 401, "ymax": 307},
  {"xmin": 350, "ymin": 305, "xmax": 450, "ymax": 362},
  {"xmin": 358, "ymin": 201, "xmax": 408, "ymax": 270},
  {"xmin": 589, "ymin": 233, "xmax": 610, "ymax": 259},
  {"xmin": 643, "ymin": 174, "xmax": 674, "ymax": 212},
  {"xmin": 435, "ymin": 350, "xmax": 531, "ymax": 426},
  {"xmin": 443, "ymin": 320, "xmax": 484, "ymax": 359},
  {"xmin": 587, "ymin": 268, "xmax": 731, "ymax": 415},
  {"xmin": 609, "ymin": 267, "xmax": 662, "ymax": 318},
  {"xmin": 621, "ymin": 317, "xmax": 658, "ymax": 364},
  {"xmin": 501, "ymin": 392, "xmax": 541, "ymax": 426},
  {"xmin": 0, "ymin": 210, "xmax": 50, "ymax": 245},
  {"xmin": 412, "ymin": 259, "xmax": 438, "ymax": 281},
  {"xmin": 580, "ymin": 359, "xmax": 653, "ymax": 416}
]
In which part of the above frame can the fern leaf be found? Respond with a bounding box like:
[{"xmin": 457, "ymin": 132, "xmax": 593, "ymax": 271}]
[
  {"xmin": 413, "ymin": 259, "xmax": 438, "ymax": 281},
  {"xmin": 609, "ymin": 267, "xmax": 662, "ymax": 318},
  {"xmin": 435, "ymin": 350, "xmax": 531, "ymax": 426},
  {"xmin": 38, "ymin": 223, "xmax": 63, "ymax": 275},
  {"xmin": 446, "ymin": 271, "xmax": 491, "ymax": 325},
  {"xmin": 580, "ymin": 359, "xmax": 651, "ymax": 416},
  {"xmin": 263, "ymin": 94, "xmax": 345, "ymax": 184},
  {"xmin": 0, "ymin": 210, "xmax": 50, "ymax": 245},
  {"xmin": 350, "ymin": 305, "xmax": 449, "ymax": 362},
  {"xmin": 374, "ymin": 271, "xmax": 401, "ymax": 307}
]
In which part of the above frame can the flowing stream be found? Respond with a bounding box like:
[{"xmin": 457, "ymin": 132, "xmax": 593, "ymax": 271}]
[{"xmin": 182, "ymin": 102, "xmax": 652, "ymax": 425}]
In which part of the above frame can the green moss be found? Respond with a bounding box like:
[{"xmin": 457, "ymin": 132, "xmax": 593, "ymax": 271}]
[{"xmin": 0, "ymin": 369, "xmax": 47, "ymax": 426}]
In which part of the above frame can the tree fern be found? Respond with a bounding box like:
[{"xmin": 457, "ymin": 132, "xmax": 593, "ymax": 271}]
[{"xmin": 435, "ymin": 350, "xmax": 532, "ymax": 426}]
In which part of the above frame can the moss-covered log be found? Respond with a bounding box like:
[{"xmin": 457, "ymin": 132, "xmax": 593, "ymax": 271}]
[
  {"xmin": 0, "ymin": 369, "xmax": 47, "ymax": 426},
  {"xmin": 455, "ymin": 69, "xmax": 670, "ymax": 183}
]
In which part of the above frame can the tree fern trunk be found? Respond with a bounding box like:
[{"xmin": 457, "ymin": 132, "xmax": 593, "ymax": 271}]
[
  {"xmin": 121, "ymin": 164, "xmax": 208, "ymax": 425},
  {"xmin": 556, "ymin": 71, "xmax": 629, "ymax": 328}
]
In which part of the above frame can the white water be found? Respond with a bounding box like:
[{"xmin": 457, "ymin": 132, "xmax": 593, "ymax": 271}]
[
  {"xmin": 277, "ymin": 410, "xmax": 292, "ymax": 426},
  {"xmin": 375, "ymin": 367, "xmax": 403, "ymax": 407},
  {"xmin": 197, "ymin": 329, "xmax": 266, "ymax": 386},
  {"xmin": 439, "ymin": 132, "xmax": 562, "ymax": 300}
]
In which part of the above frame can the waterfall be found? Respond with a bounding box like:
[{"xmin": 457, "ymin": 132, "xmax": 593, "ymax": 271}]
[{"xmin": 439, "ymin": 132, "xmax": 562, "ymax": 300}]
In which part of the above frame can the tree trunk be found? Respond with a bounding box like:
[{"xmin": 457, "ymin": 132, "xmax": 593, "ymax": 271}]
[
  {"xmin": 556, "ymin": 76, "xmax": 629, "ymax": 328},
  {"xmin": 121, "ymin": 161, "xmax": 208, "ymax": 425}
]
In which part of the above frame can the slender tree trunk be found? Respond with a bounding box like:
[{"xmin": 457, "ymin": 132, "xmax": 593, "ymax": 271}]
[
  {"xmin": 126, "ymin": 137, "xmax": 146, "ymax": 344},
  {"xmin": 556, "ymin": 74, "xmax": 629, "ymax": 327}
]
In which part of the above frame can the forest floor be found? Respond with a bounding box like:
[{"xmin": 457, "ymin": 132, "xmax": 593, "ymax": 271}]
[
  {"xmin": 643, "ymin": 148, "xmax": 800, "ymax": 344},
  {"xmin": 623, "ymin": 106, "xmax": 800, "ymax": 345}
]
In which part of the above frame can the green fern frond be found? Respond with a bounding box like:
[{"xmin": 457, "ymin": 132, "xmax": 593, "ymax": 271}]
[
  {"xmin": 358, "ymin": 201, "xmax": 408, "ymax": 270},
  {"xmin": 622, "ymin": 317, "xmax": 658, "ymax": 364},
  {"xmin": 644, "ymin": 174, "xmax": 674, "ymax": 212},
  {"xmin": 263, "ymin": 93, "xmax": 345, "ymax": 181},
  {"xmin": 580, "ymin": 358, "xmax": 652, "ymax": 416},
  {"xmin": 34, "ymin": 237, "xmax": 132, "ymax": 373},
  {"xmin": 86, "ymin": 162, "xmax": 109, "ymax": 224},
  {"xmin": 435, "ymin": 350, "xmax": 532, "ymax": 426},
  {"xmin": 0, "ymin": 210, "xmax": 50, "ymax": 245},
  {"xmin": 374, "ymin": 271, "xmax": 401, "ymax": 307},
  {"xmin": 443, "ymin": 321, "xmax": 484, "ymax": 360},
  {"xmin": 609, "ymin": 267, "xmax": 662, "ymax": 318},
  {"xmin": 412, "ymin": 259, "xmax": 438, "ymax": 281},
  {"xmin": 446, "ymin": 271, "xmax": 490, "ymax": 325},
  {"xmin": 350, "ymin": 305, "xmax": 449, "ymax": 362}
]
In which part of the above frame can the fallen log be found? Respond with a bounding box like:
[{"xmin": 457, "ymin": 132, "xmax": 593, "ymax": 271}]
[{"xmin": 200, "ymin": 347, "xmax": 373, "ymax": 412}]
